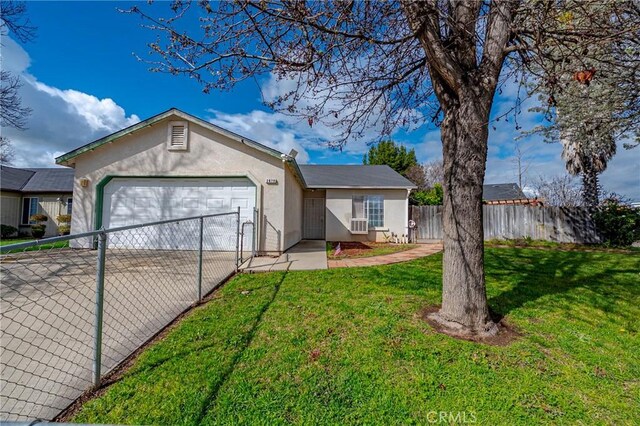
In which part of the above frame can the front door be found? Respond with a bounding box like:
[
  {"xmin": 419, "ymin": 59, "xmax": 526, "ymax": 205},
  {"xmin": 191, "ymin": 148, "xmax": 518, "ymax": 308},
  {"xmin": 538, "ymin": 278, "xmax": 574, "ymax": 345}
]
[{"xmin": 303, "ymin": 198, "xmax": 325, "ymax": 239}]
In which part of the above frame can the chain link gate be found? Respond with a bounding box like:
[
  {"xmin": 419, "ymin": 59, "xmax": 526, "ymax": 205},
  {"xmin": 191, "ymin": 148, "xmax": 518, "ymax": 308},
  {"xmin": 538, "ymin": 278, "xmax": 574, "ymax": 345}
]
[{"xmin": 0, "ymin": 209, "xmax": 255, "ymax": 421}]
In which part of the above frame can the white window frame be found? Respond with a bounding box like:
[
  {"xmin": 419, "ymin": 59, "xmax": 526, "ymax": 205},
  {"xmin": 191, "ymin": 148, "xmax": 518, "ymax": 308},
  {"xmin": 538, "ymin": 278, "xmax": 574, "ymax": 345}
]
[
  {"xmin": 352, "ymin": 195, "xmax": 385, "ymax": 229},
  {"xmin": 66, "ymin": 197, "xmax": 73, "ymax": 215},
  {"xmin": 21, "ymin": 197, "xmax": 39, "ymax": 225},
  {"xmin": 167, "ymin": 121, "xmax": 189, "ymax": 151}
]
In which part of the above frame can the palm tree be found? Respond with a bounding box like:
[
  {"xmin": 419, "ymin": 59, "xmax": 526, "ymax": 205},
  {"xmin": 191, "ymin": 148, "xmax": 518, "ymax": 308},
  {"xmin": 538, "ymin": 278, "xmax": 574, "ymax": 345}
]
[{"xmin": 560, "ymin": 121, "xmax": 616, "ymax": 208}]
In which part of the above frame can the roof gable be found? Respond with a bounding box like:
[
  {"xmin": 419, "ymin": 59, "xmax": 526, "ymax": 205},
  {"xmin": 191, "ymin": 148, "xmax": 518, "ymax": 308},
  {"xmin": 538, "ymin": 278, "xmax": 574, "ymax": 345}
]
[
  {"xmin": 299, "ymin": 165, "xmax": 415, "ymax": 189},
  {"xmin": 55, "ymin": 108, "xmax": 285, "ymax": 166}
]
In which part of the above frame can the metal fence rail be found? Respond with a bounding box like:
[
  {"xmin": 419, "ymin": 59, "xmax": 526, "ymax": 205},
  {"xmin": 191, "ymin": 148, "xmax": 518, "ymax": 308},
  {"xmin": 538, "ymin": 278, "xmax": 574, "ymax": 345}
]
[{"xmin": 0, "ymin": 210, "xmax": 251, "ymax": 421}]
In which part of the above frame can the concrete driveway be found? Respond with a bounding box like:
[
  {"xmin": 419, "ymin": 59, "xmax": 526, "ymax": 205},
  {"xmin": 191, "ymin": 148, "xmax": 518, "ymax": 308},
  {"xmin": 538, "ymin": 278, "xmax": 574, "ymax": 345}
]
[
  {"xmin": 1, "ymin": 248, "xmax": 236, "ymax": 421},
  {"xmin": 242, "ymin": 240, "xmax": 328, "ymax": 272}
]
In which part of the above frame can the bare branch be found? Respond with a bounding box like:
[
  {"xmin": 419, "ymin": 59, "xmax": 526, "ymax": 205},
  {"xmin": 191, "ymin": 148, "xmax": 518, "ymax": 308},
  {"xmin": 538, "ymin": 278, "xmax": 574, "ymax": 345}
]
[{"xmin": 0, "ymin": 70, "xmax": 32, "ymax": 130}]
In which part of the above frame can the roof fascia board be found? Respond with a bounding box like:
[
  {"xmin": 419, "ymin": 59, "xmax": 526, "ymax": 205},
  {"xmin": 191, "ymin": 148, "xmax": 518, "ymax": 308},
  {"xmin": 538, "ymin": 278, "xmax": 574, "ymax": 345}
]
[
  {"xmin": 283, "ymin": 158, "xmax": 307, "ymax": 188},
  {"xmin": 308, "ymin": 185, "xmax": 416, "ymax": 189}
]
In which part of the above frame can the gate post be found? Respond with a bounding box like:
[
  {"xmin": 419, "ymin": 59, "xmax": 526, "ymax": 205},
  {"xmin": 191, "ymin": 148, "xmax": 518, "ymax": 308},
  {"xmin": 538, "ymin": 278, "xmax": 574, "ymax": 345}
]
[
  {"xmin": 197, "ymin": 216, "xmax": 204, "ymax": 301},
  {"xmin": 252, "ymin": 207, "xmax": 258, "ymax": 257},
  {"xmin": 93, "ymin": 230, "xmax": 107, "ymax": 388},
  {"xmin": 235, "ymin": 207, "xmax": 241, "ymax": 271}
]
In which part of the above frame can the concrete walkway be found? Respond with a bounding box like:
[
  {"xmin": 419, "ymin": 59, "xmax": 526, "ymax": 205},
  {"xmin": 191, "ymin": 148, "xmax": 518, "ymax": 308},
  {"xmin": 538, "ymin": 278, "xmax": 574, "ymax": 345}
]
[
  {"xmin": 328, "ymin": 243, "xmax": 443, "ymax": 268},
  {"xmin": 242, "ymin": 240, "xmax": 328, "ymax": 272}
]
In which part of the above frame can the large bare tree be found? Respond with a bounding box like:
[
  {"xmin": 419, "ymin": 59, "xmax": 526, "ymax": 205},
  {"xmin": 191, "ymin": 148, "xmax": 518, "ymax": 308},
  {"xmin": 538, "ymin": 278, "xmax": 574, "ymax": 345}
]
[
  {"xmin": 0, "ymin": 70, "xmax": 31, "ymax": 131},
  {"xmin": 0, "ymin": 1, "xmax": 36, "ymax": 164},
  {"xmin": 126, "ymin": 0, "xmax": 640, "ymax": 337}
]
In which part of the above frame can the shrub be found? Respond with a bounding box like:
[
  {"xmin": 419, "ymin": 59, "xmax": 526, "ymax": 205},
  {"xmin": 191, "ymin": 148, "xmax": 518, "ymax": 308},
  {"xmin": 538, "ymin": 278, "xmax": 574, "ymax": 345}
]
[
  {"xmin": 58, "ymin": 224, "xmax": 71, "ymax": 235},
  {"xmin": 30, "ymin": 213, "xmax": 48, "ymax": 223},
  {"xmin": 56, "ymin": 214, "xmax": 72, "ymax": 224},
  {"xmin": 592, "ymin": 198, "xmax": 640, "ymax": 247},
  {"xmin": 1, "ymin": 224, "xmax": 18, "ymax": 239},
  {"xmin": 410, "ymin": 183, "xmax": 444, "ymax": 206},
  {"xmin": 31, "ymin": 224, "xmax": 46, "ymax": 239}
]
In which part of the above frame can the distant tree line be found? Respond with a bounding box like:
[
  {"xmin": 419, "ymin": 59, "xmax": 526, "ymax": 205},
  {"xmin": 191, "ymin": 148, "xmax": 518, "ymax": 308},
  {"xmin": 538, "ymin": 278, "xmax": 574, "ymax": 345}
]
[{"xmin": 362, "ymin": 140, "xmax": 443, "ymax": 206}]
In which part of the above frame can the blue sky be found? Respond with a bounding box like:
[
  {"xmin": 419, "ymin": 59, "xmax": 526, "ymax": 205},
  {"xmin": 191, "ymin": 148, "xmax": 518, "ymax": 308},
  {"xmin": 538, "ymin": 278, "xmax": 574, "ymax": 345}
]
[{"xmin": 3, "ymin": 1, "xmax": 638, "ymax": 199}]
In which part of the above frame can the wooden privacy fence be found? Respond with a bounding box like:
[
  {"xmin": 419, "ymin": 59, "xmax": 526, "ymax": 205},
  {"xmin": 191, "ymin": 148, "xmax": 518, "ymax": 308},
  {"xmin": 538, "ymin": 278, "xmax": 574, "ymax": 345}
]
[{"xmin": 410, "ymin": 205, "xmax": 600, "ymax": 243}]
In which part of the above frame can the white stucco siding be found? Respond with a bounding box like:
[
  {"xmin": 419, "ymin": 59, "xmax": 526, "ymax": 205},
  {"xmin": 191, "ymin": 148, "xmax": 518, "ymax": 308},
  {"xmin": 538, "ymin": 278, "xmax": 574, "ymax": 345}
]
[
  {"xmin": 68, "ymin": 115, "xmax": 286, "ymax": 252},
  {"xmin": 283, "ymin": 165, "xmax": 304, "ymax": 250},
  {"xmin": 325, "ymin": 189, "xmax": 409, "ymax": 242}
]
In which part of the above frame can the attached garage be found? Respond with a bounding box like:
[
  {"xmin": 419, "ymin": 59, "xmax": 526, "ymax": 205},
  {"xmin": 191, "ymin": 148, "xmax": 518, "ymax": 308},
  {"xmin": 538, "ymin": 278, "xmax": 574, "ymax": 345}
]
[
  {"xmin": 101, "ymin": 177, "xmax": 256, "ymax": 250},
  {"xmin": 56, "ymin": 109, "xmax": 294, "ymax": 253}
]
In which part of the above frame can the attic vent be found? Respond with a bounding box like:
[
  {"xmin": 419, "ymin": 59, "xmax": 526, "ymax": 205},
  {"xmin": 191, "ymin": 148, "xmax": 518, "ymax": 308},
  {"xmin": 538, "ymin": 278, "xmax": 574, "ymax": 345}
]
[
  {"xmin": 171, "ymin": 126, "xmax": 185, "ymax": 146},
  {"xmin": 167, "ymin": 121, "xmax": 188, "ymax": 151}
]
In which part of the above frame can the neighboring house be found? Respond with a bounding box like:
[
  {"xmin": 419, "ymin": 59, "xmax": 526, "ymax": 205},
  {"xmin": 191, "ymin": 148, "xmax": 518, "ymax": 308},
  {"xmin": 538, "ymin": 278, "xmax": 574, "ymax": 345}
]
[
  {"xmin": 482, "ymin": 183, "xmax": 540, "ymax": 205},
  {"xmin": 0, "ymin": 165, "xmax": 74, "ymax": 237},
  {"xmin": 55, "ymin": 108, "xmax": 415, "ymax": 253}
]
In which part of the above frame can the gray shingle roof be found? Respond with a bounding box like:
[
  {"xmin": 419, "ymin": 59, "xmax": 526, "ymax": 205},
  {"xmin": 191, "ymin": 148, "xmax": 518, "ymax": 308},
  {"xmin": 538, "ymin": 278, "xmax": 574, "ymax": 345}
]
[
  {"xmin": 0, "ymin": 166, "xmax": 73, "ymax": 193},
  {"xmin": 0, "ymin": 166, "xmax": 35, "ymax": 191},
  {"xmin": 299, "ymin": 165, "xmax": 416, "ymax": 189},
  {"xmin": 482, "ymin": 183, "xmax": 526, "ymax": 201}
]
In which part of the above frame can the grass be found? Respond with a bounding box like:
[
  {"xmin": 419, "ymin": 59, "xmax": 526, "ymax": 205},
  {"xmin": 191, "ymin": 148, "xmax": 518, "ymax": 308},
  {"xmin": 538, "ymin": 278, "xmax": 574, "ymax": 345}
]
[
  {"xmin": 0, "ymin": 238, "xmax": 35, "ymax": 246},
  {"xmin": 0, "ymin": 238, "xmax": 69, "ymax": 252},
  {"xmin": 485, "ymin": 238, "xmax": 640, "ymax": 253},
  {"xmin": 326, "ymin": 241, "xmax": 418, "ymax": 259},
  {"xmin": 71, "ymin": 248, "xmax": 639, "ymax": 425}
]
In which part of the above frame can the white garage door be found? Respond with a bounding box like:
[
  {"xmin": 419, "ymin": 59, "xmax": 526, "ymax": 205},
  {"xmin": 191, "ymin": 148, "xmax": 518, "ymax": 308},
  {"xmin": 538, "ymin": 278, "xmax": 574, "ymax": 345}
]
[{"xmin": 102, "ymin": 177, "xmax": 256, "ymax": 251}]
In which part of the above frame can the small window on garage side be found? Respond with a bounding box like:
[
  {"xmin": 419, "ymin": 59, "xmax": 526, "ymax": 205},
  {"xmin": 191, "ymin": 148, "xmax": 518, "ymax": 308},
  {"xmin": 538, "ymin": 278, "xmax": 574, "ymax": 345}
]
[
  {"xmin": 21, "ymin": 197, "xmax": 39, "ymax": 225},
  {"xmin": 66, "ymin": 198, "xmax": 73, "ymax": 215},
  {"xmin": 167, "ymin": 121, "xmax": 189, "ymax": 151}
]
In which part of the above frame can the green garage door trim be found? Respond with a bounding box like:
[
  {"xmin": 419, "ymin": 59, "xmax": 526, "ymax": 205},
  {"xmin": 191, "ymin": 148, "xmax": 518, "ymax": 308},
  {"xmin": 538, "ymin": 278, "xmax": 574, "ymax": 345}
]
[{"xmin": 94, "ymin": 175, "xmax": 259, "ymax": 231}]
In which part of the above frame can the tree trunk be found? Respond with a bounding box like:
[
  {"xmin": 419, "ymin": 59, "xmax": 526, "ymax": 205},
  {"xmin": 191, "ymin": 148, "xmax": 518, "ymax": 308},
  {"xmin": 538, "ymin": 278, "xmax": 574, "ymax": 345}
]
[
  {"xmin": 429, "ymin": 89, "xmax": 498, "ymax": 337},
  {"xmin": 581, "ymin": 161, "xmax": 600, "ymax": 208}
]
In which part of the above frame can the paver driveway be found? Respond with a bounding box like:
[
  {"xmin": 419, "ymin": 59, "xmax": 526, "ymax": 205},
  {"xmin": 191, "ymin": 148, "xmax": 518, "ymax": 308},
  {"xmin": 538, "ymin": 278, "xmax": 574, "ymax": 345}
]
[{"xmin": 1, "ymin": 247, "xmax": 236, "ymax": 421}]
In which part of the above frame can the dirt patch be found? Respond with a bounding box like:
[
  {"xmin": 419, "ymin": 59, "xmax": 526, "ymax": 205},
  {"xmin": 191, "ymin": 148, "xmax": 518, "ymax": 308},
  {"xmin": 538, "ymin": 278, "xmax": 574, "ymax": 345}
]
[
  {"xmin": 327, "ymin": 241, "xmax": 417, "ymax": 259},
  {"xmin": 420, "ymin": 305, "xmax": 520, "ymax": 346}
]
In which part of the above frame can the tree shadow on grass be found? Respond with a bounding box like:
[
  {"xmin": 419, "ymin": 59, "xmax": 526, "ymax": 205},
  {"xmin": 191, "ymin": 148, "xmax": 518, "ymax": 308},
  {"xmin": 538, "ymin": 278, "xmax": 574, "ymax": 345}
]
[
  {"xmin": 195, "ymin": 271, "xmax": 287, "ymax": 423},
  {"xmin": 486, "ymin": 248, "xmax": 640, "ymax": 321}
]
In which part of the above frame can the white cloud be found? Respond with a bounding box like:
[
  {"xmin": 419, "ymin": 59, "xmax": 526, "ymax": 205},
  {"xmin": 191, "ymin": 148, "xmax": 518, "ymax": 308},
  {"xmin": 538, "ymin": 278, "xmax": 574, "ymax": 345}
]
[
  {"xmin": 207, "ymin": 73, "xmax": 427, "ymax": 165},
  {"xmin": 1, "ymin": 36, "xmax": 139, "ymax": 167},
  {"xmin": 206, "ymin": 109, "xmax": 312, "ymax": 163}
]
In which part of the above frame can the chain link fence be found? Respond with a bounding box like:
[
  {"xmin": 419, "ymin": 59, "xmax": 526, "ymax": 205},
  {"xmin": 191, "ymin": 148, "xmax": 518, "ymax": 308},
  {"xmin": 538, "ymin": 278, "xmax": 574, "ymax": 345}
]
[{"xmin": 0, "ymin": 209, "xmax": 252, "ymax": 421}]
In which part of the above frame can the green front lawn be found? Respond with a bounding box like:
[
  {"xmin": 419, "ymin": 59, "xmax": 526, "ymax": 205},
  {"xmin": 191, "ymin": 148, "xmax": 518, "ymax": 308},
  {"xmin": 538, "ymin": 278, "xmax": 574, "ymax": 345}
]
[
  {"xmin": 71, "ymin": 248, "xmax": 639, "ymax": 425},
  {"xmin": 0, "ymin": 238, "xmax": 35, "ymax": 246},
  {"xmin": 485, "ymin": 238, "xmax": 640, "ymax": 253},
  {"xmin": 0, "ymin": 238, "xmax": 69, "ymax": 252}
]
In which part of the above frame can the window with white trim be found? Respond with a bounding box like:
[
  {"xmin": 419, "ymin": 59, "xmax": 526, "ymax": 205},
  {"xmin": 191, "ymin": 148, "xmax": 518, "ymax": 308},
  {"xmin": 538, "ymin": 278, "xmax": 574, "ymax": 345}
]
[
  {"xmin": 352, "ymin": 195, "xmax": 384, "ymax": 228},
  {"xmin": 167, "ymin": 121, "xmax": 189, "ymax": 151},
  {"xmin": 66, "ymin": 198, "xmax": 73, "ymax": 215},
  {"xmin": 21, "ymin": 197, "xmax": 39, "ymax": 225}
]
